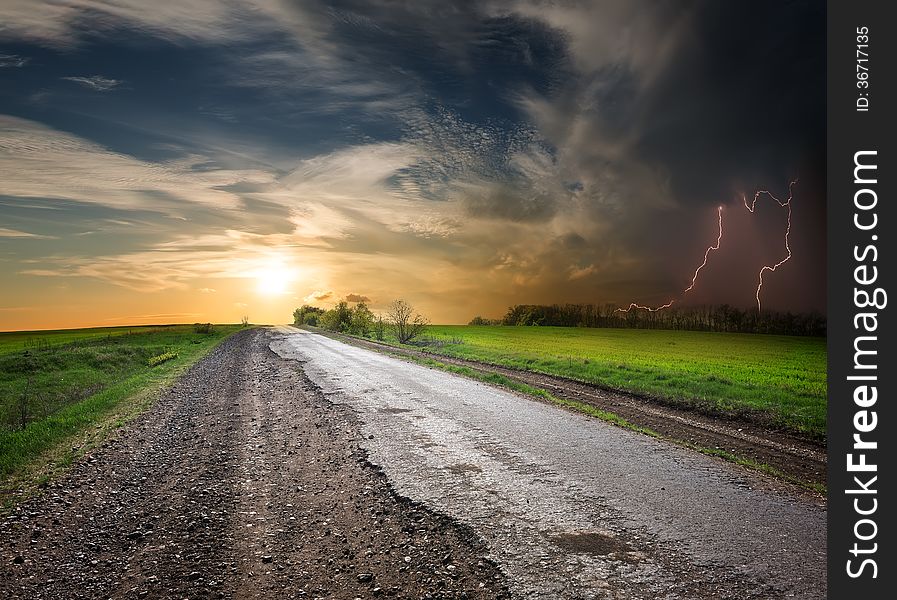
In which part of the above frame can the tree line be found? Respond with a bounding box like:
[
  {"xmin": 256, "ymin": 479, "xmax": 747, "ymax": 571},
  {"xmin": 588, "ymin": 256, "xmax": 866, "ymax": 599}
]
[
  {"xmin": 470, "ymin": 303, "xmax": 826, "ymax": 336},
  {"xmin": 294, "ymin": 299, "xmax": 428, "ymax": 343}
]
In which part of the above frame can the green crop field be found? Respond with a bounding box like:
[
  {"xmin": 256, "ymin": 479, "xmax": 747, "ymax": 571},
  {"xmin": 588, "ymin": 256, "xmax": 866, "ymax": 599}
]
[
  {"xmin": 408, "ymin": 326, "xmax": 827, "ymax": 438},
  {"xmin": 0, "ymin": 324, "xmax": 243, "ymax": 483},
  {"xmin": 0, "ymin": 325, "xmax": 154, "ymax": 356}
]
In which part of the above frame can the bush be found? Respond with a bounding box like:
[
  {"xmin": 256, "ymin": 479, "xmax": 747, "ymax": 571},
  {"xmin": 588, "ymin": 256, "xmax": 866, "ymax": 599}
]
[
  {"xmin": 468, "ymin": 316, "xmax": 501, "ymax": 326},
  {"xmin": 193, "ymin": 323, "xmax": 213, "ymax": 334}
]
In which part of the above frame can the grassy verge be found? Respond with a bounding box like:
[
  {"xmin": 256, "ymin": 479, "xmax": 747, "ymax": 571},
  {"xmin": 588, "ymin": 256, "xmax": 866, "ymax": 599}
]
[
  {"xmin": 0, "ymin": 324, "xmax": 244, "ymax": 504},
  {"xmin": 350, "ymin": 325, "xmax": 826, "ymax": 439}
]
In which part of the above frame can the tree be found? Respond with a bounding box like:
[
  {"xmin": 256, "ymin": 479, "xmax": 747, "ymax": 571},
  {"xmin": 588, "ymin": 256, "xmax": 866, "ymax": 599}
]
[
  {"xmin": 293, "ymin": 304, "xmax": 325, "ymax": 326},
  {"xmin": 350, "ymin": 302, "xmax": 375, "ymax": 337},
  {"xmin": 318, "ymin": 309, "xmax": 339, "ymax": 331},
  {"xmin": 374, "ymin": 315, "xmax": 386, "ymax": 341},
  {"xmin": 482, "ymin": 302, "xmax": 825, "ymax": 336},
  {"xmin": 387, "ymin": 299, "xmax": 428, "ymax": 344},
  {"xmin": 320, "ymin": 301, "xmax": 352, "ymax": 332}
]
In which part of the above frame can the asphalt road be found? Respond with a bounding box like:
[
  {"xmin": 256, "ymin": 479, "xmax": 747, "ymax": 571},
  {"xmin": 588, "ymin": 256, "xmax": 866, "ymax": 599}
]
[{"xmin": 271, "ymin": 326, "xmax": 827, "ymax": 599}]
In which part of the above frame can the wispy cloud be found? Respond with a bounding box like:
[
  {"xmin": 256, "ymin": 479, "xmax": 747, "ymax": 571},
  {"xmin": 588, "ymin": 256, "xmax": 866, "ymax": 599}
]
[
  {"xmin": 0, "ymin": 227, "xmax": 55, "ymax": 239},
  {"xmin": 0, "ymin": 53, "xmax": 29, "ymax": 68},
  {"xmin": 103, "ymin": 312, "xmax": 202, "ymax": 322},
  {"xmin": 61, "ymin": 75, "xmax": 123, "ymax": 91},
  {"xmin": 0, "ymin": 115, "xmax": 275, "ymax": 212},
  {"xmin": 568, "ymin": 264, "xmax": 598, "ymax": 281},
  {"xmin": 0, "ymin": 0, "xmax": 256, "ymax": 47}
]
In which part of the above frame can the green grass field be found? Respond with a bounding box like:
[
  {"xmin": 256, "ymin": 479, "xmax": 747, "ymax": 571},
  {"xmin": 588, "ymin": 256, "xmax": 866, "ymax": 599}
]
[
  {"xmin": 0, "ymin": 325, "xmax": 156, "ymax": 356},
  {"xmin": 405, "ymin": 326, "xmax": 827, "ymax": 438},
  {"xmin": 0, "ymin": 324, "xmax": 242, "ymax": 482}
]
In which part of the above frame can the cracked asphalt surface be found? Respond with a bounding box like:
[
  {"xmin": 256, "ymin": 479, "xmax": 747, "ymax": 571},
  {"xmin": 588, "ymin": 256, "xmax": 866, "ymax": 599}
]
[
  {"xmin": 329, "ymin": 331, "xmax": 826, "ymax": 490},
  {"xmin": 271, "ymin": 326, "xmax": 827, "ymax": 599}
]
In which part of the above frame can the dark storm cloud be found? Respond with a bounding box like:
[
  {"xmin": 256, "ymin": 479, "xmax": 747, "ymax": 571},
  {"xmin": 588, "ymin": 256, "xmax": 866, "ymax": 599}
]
[
  {"xmin": 634, "ymin": 1, "xmax": 825, "ymax": 205},
  {"xmin": 462, "ymin": 183, "xmax": 558, "ymax": 223}
]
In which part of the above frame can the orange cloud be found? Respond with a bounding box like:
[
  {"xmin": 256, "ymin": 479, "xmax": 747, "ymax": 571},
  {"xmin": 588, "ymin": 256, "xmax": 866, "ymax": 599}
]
[{"xmin": 303, "ymin": 290, "xmax": 333, "ymax": 303}]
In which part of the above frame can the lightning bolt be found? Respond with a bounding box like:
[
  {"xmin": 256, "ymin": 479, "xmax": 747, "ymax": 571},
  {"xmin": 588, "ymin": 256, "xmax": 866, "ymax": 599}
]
[
  {"xmin": 616, "ymin": 206, "xmax": 723, "ymax": 313},
  {"xmin": 744, "ymin": 179, "xmax": 797, "ymax": 312},
  {"xmin": 683, "ymin": 205, "xmax": 724, "ymax": 293},
  {"xmin": 617, "ymin": 181, "xmax": 796, "ymax": 314},
  {"xmin": 617, "ymin": 300, "xmax": 675, "ymax": 313}
]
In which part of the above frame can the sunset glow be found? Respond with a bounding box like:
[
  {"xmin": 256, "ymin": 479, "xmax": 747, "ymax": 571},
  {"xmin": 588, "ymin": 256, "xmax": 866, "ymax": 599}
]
[{"xmin": 254, "ymin": 263, "xmax": 295, "ymax": 296}]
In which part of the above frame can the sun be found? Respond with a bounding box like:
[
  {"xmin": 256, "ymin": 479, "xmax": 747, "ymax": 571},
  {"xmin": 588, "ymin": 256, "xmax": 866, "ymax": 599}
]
[{"xmin": 255, "ymin": 263, "xmax": 294, "ymax": 296}]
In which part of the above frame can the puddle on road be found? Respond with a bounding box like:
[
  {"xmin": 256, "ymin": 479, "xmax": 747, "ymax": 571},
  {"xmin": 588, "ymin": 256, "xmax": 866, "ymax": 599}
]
[
  {"xmin": 378, "ymin": 407, "xmax": 414, "ymax": 414},
  {"xmin": 445, "ymin": 463, "xmax": 483, "ymax": 475},
  {"xmin": 549, "ymin": 531, "xmax": 636, "ymax": 560}
]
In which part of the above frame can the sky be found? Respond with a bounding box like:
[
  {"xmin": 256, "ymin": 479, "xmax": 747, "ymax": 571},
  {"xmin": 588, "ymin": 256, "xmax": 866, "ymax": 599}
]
[{"xmin": 0, "ymin": 0, "xmax": 825, "ymax": 329}]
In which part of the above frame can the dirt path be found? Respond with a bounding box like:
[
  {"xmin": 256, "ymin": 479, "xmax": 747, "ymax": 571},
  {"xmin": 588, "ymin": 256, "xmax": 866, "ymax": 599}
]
[
  {"xmin": 0, "ymin": 329, "xmax": 509, "ymax": 599},
  {"xmin": 319, "ymin": 330, "xmax": 826, "ymax": 489}
]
